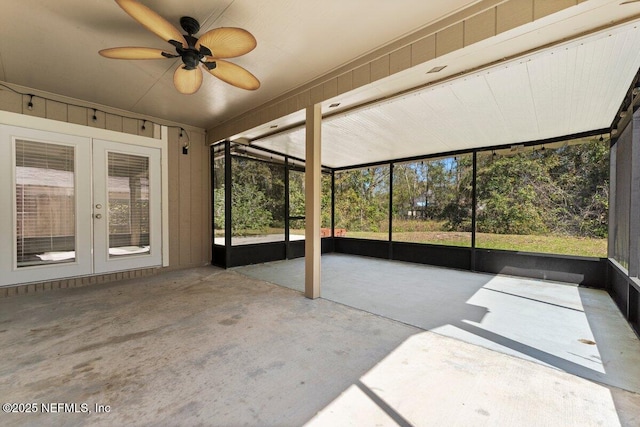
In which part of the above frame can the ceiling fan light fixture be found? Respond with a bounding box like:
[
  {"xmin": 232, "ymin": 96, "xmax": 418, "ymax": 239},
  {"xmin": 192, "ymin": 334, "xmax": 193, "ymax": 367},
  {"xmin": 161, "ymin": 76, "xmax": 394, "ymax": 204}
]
[
  {"xmin": 174, "ymin": 66, "xmax": 203, "ymax": 94},
  {"xmin": 101, "ymin": 0, "xmax": 260, "ymax": 94}
]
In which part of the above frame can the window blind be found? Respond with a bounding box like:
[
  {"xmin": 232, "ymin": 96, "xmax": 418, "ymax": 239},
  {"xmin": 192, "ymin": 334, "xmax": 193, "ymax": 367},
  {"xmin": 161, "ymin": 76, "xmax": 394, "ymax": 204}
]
[
  {"xmin": 107, "ymin": 152, "xmax": 150, "ymax": 257},
  {"xmin": 15, "ymin": 140, "xmax": 76, "ymax": 266}
]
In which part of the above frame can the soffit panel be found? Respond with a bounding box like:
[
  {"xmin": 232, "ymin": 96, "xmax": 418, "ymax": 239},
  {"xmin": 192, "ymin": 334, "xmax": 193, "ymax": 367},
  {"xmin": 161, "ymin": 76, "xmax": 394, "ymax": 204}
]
[{"xmin": 254, "ymin": 20, "xmax": 640, "ymax": 168}]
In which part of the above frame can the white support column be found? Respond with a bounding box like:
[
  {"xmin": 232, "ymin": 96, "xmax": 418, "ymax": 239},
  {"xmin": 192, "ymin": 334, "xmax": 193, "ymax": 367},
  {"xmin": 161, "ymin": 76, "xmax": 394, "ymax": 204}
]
[{"xmin": 305, "ymin": 104, "xmax": 322, "ymax": 299}]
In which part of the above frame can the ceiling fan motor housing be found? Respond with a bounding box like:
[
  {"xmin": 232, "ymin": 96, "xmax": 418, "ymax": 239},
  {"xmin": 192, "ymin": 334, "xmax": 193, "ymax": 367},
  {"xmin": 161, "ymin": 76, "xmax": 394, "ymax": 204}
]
[
  {"xmin": 170, "ymin": 33, "xmax": 212, "ymax": 70},
  {"xmin": 172, "ymin": 18, "xmax": 216, "ymax": 71},
  {"xmin": 181, "ymin": 49, "xmax": 201, "ymax": 69}
]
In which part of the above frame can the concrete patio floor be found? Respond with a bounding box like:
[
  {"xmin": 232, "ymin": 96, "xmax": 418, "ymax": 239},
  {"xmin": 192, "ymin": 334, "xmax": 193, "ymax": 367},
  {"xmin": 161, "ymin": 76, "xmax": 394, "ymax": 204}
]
[{"xmin": 0, "ymin": 257, "xmax": 639, "ymax": 426}]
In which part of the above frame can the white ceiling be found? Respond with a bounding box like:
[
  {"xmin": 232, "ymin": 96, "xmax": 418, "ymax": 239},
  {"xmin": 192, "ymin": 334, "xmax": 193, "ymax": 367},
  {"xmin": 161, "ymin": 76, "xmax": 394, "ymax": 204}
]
[
  {"xmin": 0, "ymin": 0, "xmax": 482, "ymax": 129},
  {"xmin": 251, "ymin": 18, "xmax": 640, "ymax": 168}
]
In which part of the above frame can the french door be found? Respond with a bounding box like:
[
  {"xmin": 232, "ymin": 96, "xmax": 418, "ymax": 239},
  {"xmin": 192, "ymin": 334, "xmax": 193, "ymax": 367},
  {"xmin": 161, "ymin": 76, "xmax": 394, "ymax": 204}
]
[
  {"xmin": 0, "ymin": 125, "xmax": 162, "ymax": 286},
  {"xmin": 92, "ymin": 139, "xmax": 162, "ymax": 273}
]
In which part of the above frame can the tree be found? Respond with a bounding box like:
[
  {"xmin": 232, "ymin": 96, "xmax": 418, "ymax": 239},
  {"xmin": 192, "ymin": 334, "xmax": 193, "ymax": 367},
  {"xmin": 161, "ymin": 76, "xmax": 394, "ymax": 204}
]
[
  {"xmin": 335, "ymin": 167, "xmax": 389, "ymax": 232},
  {"xmin": 231, "ymin": 182, "xmax": 272, "ymax": 235},
  {"xmin": 476, "ymin": 152, "xmax": 552, "ymax": 234},
  {"xmin": 475, "ymin": 138, "xmax": 609, "ymax": 236}
]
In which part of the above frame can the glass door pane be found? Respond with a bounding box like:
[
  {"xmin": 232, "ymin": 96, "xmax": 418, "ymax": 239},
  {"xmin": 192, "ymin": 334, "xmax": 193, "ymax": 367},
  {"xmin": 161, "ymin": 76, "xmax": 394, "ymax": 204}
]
[
  {"xmin": 107, "ymin": 152, "xmax": 150, "ymax": 258},
  {"xmin": 15, "ymin": 140, "xmax": 76, "ymax": 266}
]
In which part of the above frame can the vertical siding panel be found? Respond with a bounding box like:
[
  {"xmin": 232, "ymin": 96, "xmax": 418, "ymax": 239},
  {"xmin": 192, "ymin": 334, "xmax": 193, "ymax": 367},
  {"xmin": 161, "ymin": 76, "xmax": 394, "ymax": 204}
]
[
  {"xmin": 179, "ymin": 129, "xmax": 191, "ymax": 267},
  {"xmin": 464, "ymin": 8, "xmax": 497, "ymax": 47},
  {"xmin": 0, "ymin": 90, "xmax": 22, "ymax": 113},
  {"xmin": 411, "ymin": 35, "xmax": 436, "ymax": 67},
  {"xmin": 337, "ymin": 72, "xmax": 353, "ymax": 95},
  {"xmin": 68, "ymin": 105, "xmax": 88, "ymax": 126},
  {"xmin": 436, "ymin": 22, "xmax": 464, "ymax": 57},
  {"xmin": 105, "ymin": 114, "xmax": 123, "ymax": 132},
  {"xmin": 202, "ymin": 136, "xmax": 211, "ymax": 264},
  {"xmin": 123, "ymin": 117, "xmax": 139, "ymax": 135},
  {"xmin": 370, "ymin": 55, "xmax": 390, "ymax": 82},
  {"xmin": 497, "ymin": 0, "xmax": 533, "ymax": 34},
  {"xmin": 296, "ymin": 91, "xmax": 310, "ymax": 110},
  {"xmin": 389, "ymin": 46, "xmax": 412, "ymax": 75},
  {"xmin": 309, "ymin": 85, "xmax": 324, "ymax": 105},
  {"xmin": 352, "ymin": 63, "xmax": 371, "ymax": 89},
  {"xmin": 45, "ymin": 100, "xmax": 68, "ymax": 122},
  {"xmin": 323, "ymin": 78, "xmax": 338, "ymax": 99},
  {"xmin": 168, "ymin": 127, "xmax": 181, "ymax": 268},
  {"xmin": 189, "ymin": 131, "xmax": 203, "ymax": 266}
]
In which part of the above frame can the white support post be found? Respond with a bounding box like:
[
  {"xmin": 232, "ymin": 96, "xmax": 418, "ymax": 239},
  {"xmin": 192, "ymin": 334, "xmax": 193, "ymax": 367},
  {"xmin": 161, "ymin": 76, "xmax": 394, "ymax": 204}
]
[{"xmin": 305, "ymin": 104, "xmax": 322, "ymax": 299}]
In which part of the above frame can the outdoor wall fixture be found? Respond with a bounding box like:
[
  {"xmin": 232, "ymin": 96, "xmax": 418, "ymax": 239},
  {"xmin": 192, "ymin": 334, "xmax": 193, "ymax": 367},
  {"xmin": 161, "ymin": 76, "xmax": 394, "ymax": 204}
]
[
  {"xmin": 180, "ymin": 127, "xmax": 190, "ymax": 155},
  {"xmin": 92, "ymin": 109, "xmax": 98, "ymax": 122},
  {"xmin": 27, "ymin": 95, "xmax": 34, "ymax": 111}
]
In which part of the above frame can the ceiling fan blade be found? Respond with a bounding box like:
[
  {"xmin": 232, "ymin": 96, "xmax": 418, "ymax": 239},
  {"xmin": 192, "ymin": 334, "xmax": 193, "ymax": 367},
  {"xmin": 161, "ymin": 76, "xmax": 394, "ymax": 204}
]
[
  {"xmin": 196, "ymin": 28, "xmax": 257, "ymax": 58},
  {"xmin": 115, "ymin": 0, "xmax": 187, "ymax": 48},
  {"xmin": 99, "ymin": 47, "xmax": 173, "ymax": 59},
  {"xmin": 203, "ymin": 59, "xmax": 260, "ymax": 90},
  {"xmin": 174, "ymin": 66, "xmax": 203, "ymax": 95}
]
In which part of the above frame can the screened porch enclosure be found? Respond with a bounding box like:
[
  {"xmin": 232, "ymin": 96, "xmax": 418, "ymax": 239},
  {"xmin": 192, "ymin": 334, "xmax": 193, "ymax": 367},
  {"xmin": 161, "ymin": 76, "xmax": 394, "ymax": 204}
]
[
  {"xmin": 210, "ymin": 19, "xmax": 640, "ymax": 336},
  {"xmin": 211, "ymin": 133, "xmax": 609, "ymax": 286}
]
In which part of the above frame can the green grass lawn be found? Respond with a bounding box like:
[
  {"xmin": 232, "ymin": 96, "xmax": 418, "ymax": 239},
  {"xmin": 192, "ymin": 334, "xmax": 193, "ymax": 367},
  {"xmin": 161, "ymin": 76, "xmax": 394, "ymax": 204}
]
[
  {"xmin": 219, "ymin": 226, "xmax": 607, "ymax": 258},
  {"xmin": 344, "ymin": 231, "xmax": 606, "ymax": 258}
]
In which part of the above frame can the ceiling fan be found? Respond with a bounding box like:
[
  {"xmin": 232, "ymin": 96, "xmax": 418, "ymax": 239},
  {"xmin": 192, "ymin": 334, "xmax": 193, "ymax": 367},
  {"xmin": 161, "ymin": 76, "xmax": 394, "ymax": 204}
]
[{"xmin": 99, "ymin": 0, "xmax": 260, "ymax": 94}]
